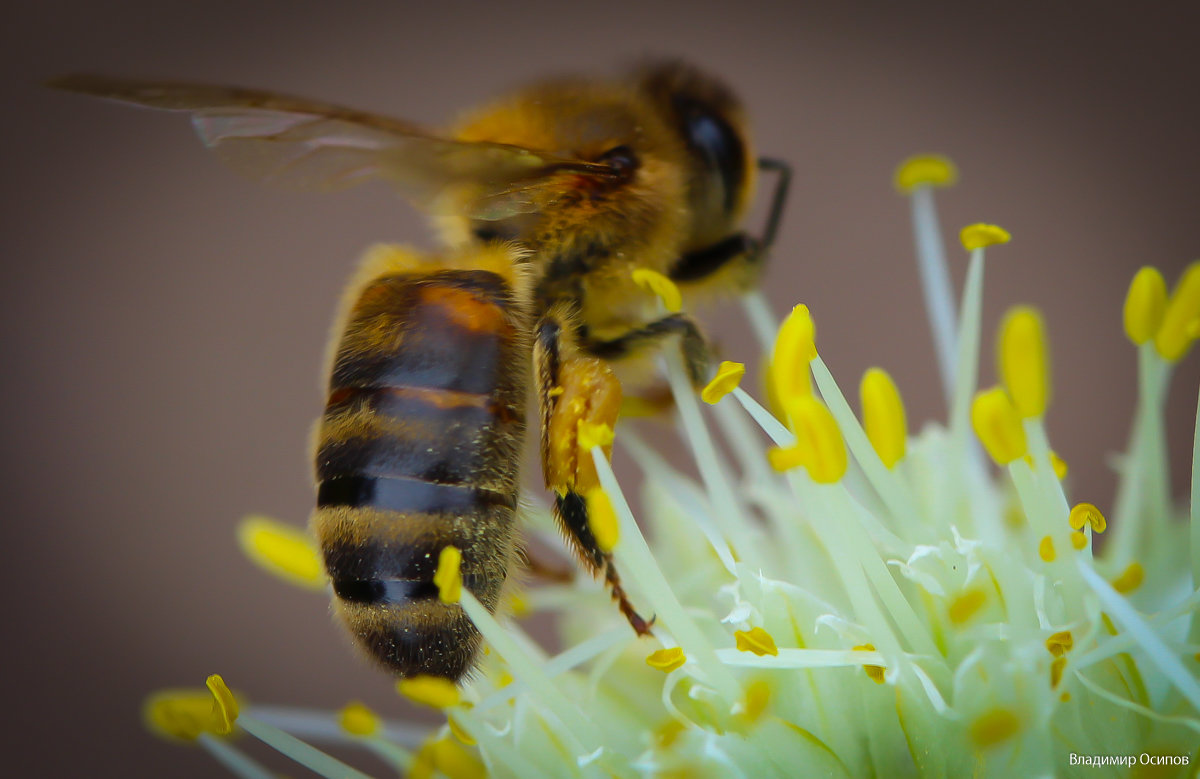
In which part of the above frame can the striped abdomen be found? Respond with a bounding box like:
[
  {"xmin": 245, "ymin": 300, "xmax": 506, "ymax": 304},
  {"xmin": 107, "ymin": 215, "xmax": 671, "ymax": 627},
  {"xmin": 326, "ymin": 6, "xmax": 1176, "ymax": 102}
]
[{"xmin": 313, "ymin": 269, "xmax": 529, "ymax": 679}]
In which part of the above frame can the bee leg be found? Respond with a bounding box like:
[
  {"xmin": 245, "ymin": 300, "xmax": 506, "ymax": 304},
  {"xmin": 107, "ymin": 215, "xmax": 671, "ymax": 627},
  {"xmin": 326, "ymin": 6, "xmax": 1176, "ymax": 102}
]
[
  {"xmin": 534, "ymin": 311, "xmax": 653, "ymax": 636},
  {"xmin": 668, "ymin": 157, "xmax": 792, "ymax": 286},
  {"xmin": 582, "ymin": 313, "xmax": 712, "ymax": 387}
]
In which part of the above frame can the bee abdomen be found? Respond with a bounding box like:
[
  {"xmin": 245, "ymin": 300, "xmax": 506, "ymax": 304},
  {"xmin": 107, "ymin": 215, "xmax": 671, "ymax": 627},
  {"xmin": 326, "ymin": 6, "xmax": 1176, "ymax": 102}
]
[{"xmin": 313, "ymin": 269, "xmax": 528, "ymax": 679}]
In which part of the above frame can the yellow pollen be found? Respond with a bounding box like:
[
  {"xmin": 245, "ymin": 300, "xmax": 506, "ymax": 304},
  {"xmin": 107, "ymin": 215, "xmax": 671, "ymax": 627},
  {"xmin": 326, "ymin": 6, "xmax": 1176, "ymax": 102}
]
[
  {"xmin": 205, "ymin": 674, "xmax": 239, "ymax": 736},
  {"xmin": 969, "ymin": 708, "xmax": 1021, "ymax": 748},
  {"xmin": 585, "ymin": 488, "xmax": 620, "ymax": 553},
  {"xmin": 631, "ymin": 268, "xmax": 682, "ymax": 313},
  {"xmin": 655, "ymin": 720, "xmax": 687, "ymax": 749},
  {"xmin": 1068, "ymin": 502, "xmax": 1106, "ymax": 533},
  {"xmin": 971, "ymin": 387, "xmax": 1028, "ymax": 465},
  {"xmin": 788, "ymin": 395, "xmax": 847, "ymax": 483},
  {"xmin": 734, "ymin": 627, "xmax": 779, "ymax": 656},
  {"xmin": 948, "ymin": 588, "xmax": 987, "ymax": 625},
  {"xmin": 860, "ymin": 367, "xmax": 907, "ymax": 468},
  {"xmin": 1070, "ymin": 531, "xmax": 1088, "ymax": 550},
  {"xmin": 646, "ymin": 647, "xmax": 687, "ymax": 673},
  {"xmin": 144, "ymin": 689, "xmax": 221, "ymax": 742},
  {"xmin": 434, "ymin": 546, "xmax": 463, "ymax": 604},
  {"xmin": 448, "ymin": 712, "xmax": 476, "ymax": 746},
  {"xmin": 771, "ymin": 304, "xmax": 817, "ymax": 406},
  {"xmin": 701, "ymin": 361, "xmax": 746, "ymax": 404},
  {"xmin": 1153, "ymin": 261, "xmax": 1200, "ymax": 361},
  {"xmin": 852, "ymin": 644, "xmax": 886, "ymax": 684},
  {"xmin": 236, "ymin": 515, "xmax": 326, "ymax": 590},
  {"xmin": 338, "ymin": 701, "xmax": 380, "ymax": 737},
  {"xmin": 893, "ymin": 154, "xmax": 958, "ymax": 192},
  {"xmin": 1038, "ymin": 535, "xmax": 1056, "ymax": 562},
  {"xmin": 1045, "ymin": 630, "xmax": 1074, "ymax": 657},
  {"xmin": 397, "ymin": 675, "xmax": 461, "ymax": 709},
  {"xmin": 577, "ymin": 420, "xmax": 614, "ymax": 451},
  {"xmin": 997, "ymin": 306, "xmax": 1051, "ymax": 418},
  {"xmin": 740, "ymin": 679, "xmax": 772, "ymax": 723},
  {"xmin": 1111, "ymin": 562, "xmax": 1145, "ymax": 593},
  {"xmin": 1050, "ymin": 657, "xmax": 1067, "ymax": 688},
  {"xmin": 1049, "ymin": 450, "xmax": 1068, "ymax": 479},
  {"xmin": 960, "ymin": 223, "xmax": 1012, "ymax": 251},
  {"xmin": 1123, "ymin": 266, "xmax": 1168, "ymax": 345}
]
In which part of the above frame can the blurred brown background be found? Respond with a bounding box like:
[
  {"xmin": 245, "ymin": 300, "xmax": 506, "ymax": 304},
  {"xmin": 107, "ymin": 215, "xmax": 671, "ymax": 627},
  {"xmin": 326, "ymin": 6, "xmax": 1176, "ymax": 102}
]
[{"xmin": 3, "ymin": 0, "xmax": 1198, "ymax": 775}]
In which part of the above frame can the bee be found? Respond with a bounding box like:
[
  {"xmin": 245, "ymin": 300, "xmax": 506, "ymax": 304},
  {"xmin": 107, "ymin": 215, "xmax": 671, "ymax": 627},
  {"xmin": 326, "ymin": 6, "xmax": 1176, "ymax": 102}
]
[{"xmin": 51, "ymin": 62, "xmax": 790, "ymax": 680}]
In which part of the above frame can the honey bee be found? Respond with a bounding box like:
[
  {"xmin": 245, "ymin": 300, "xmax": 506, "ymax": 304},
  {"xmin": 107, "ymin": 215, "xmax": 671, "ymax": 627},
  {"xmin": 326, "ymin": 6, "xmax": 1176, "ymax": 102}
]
[{"xmin": 51, "ymin": 62, "xmax": 790, "ymax": 680}]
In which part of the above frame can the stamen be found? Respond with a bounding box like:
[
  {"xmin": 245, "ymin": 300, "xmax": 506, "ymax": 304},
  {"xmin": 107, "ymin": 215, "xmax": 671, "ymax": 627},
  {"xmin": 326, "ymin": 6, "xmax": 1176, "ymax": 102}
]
[
  {"xmin": 576, "ymin": 420, "xmax": 614, "ymax": 451},
  {"xmin": 410, "ymin": 737, "xmax": 486, "ymax": 779},
  {"xmin": 1038, "ymin": 536, "xmax": 1056, "ymax": 563},
  {"xmin": 646, "ymin": 647, "xmax": 687, "ymax": 673},
  {"xmin": 1045, "ymin": 630, "xmax": 1074, "ymax": 657},
  {"xmin": 971, "ymin": 387, "xmax": 1028, "ymax": 465},
  {"xmin": 997, "ymin": 306, "xmax": 1050, "ymax": 418},
  {"xmin": 1111, "ymin": 562, "xmax": 1144, "ymax": 593},
  {"xmin": 701, "ymin": 361, "xmax": 746, "ymax": 404},
  {"xmin": 1070, "ymin": 531, "xmax": 1088, "ymax": 550},
  {"xmin": 1153, "ymin": 261, "xmax": 1200, "ymax": 361},
  {"xmin": 433, "ymin": 546, "xmax": 462, "ymax": 604},
  {"xmin": 144, "ymin": 688, "xmax": 221, "ymax": 742},
  {"xmin": 893, "ymin": 154, "xmax": 958, "ymax": 193},
  {"xmin": 860, "ymin": 367, "xmax": 907, "ymax": 468},
  {"xmin": 852, "ymin": 644, "xmax": 886, "ymax": 684},
  {"xmin": 206, "ymin": 675, "xmax": 239, "ymax": 735},
  {"xmin": 584, "ymin": 488, "xmax": 619, "ymax": 553},
  {"xmin": 236, "ymin": 515, "xmax": 325, "ymax": 591},
  {"xmin": 734, "ymin": 627, "xmax": 779, "ymax": 657},
  {"xmin": 739, "ymin": 679, "xmax": 771, "ymax": 723},
  {"xmin": 1050, "ymin": 657, "xmax": 1067, "ymax": 688},
  {"xmin": 1068, "ymin": 503, "xmax": 1106, "ymax": 533},
  {"xmin": 397, "ymin": 676, "xmax": 461, "ymax": 710},
  {"xmin": 338, "ymin": 702, "xmax": 381, "ymax": 737},
  {"xmin": 959, "ymin": 224, "xmax": 1012, "ymax": 251},
  {"xmin": 771, "ymin": 303, "xmax": 817, "ymax": 407},
  {"xmin": 968, "ymin": 708, "xmax": 1020, "ymax": 748},
  {"xmin": 948, "ymin": 589, "xmax": 987, "ymax": 625},
  {"xmin": 787, "ymin": 395, "xmax": 847, "ymax": 484},
  {"xmin": 631, "ymin": 268, "xmax": 682, "ymax": 312},
  {"xmin": 1123, "ymin": 266, "xmax": 1167, "ymax": 345}
]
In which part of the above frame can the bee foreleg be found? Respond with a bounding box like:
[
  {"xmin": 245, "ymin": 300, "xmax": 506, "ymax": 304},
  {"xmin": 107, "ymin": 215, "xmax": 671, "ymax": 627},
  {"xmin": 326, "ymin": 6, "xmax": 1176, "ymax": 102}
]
[
  {"xmin": 533, "ymin": 311, "xmax": 653, "ymax": 636},
  {"xmin": 581, "ymin": 313, "xmax": 712, "ymax": 387}
]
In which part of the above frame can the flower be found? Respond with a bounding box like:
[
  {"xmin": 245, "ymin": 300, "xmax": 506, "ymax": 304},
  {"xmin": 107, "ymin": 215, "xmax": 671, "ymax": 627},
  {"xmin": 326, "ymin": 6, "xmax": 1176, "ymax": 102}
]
[{"xmin": 148, "ymin": 156, "xmax": 1200, "ymax": 778}]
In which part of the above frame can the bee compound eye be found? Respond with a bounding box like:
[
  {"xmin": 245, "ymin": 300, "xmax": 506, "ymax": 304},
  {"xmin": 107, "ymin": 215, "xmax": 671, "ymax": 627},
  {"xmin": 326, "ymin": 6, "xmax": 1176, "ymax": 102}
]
[{"xmin": 597, "ymin": 145, "xmax": 639, "ymax": 178}]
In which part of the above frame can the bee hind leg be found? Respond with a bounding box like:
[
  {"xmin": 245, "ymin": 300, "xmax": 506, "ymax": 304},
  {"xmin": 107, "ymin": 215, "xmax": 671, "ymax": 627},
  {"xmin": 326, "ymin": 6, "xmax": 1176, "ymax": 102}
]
[
  {"xmin": 581, "ymin": 313, "xmax": 712, "ymax": 387},
  {"xmin": 534, "ymin": 310, "xmax": 653, "ymax": 637}
]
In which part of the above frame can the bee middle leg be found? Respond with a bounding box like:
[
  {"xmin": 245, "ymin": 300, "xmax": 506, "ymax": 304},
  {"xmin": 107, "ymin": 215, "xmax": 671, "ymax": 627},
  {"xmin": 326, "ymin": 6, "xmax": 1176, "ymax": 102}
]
[
  {"xmin": 534, "ymin": 309, "xmax": 653, "ymax": 636},
  {"xmin": 581, "ymin": 313, "xmax": 712, "ymax": 387}
]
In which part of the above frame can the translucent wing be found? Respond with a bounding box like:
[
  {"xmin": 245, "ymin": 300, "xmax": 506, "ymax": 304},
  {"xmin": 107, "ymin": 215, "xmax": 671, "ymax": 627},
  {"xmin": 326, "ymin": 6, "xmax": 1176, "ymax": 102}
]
[{"xmin": 49, "ymin": 74, "xmax": 616, "ymax": 220}]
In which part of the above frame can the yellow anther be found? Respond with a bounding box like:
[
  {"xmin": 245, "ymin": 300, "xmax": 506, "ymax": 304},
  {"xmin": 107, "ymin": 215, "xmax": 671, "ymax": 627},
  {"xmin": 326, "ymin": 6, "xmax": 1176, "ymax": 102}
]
[
  {"xmin": 1045, "ymin": 630, "xmax": 1074, "ymax": 657},
  {"xmin": 948, "ymin": 588, "xmax": 987, "ymax": 625},
  {"xmin": 495, "ymin": 671, "xmax": 514, "ymax": 688},
  {"xmin": 236, "ymin": 515, "xmax": 326, "ymax": 590},
  {"xmin": 969, "ymin": 708, "xmax": 1021, "ymax": 748},
  {"xmin": 1123, "ymin": 266, "xmax": 1167, "ymax": 345},
  {"xmin": 1070, "ymin": 531, "xmax": 1088, "ymax": 550},
  {"xmin": 1111, "ymin": 562, "xmax": 1144, "ymax": 593},
  {"xmin": 734, "ymin": 627, "xmax": 779, "ymax": 657},
  {"xmin": 1050, "ymin": 657, "xmax": 1067, "ymax": 689},
  {"xmin": 852, "ymin": 644, "xmax": 886, "ymax": 684},
  {"xmin": 397, "ymin": 675, "xmax": 461, "ymax": 709},
  {"xmin": 1061, "ymin": 692, "xmax": 1071, "ymax": 702},
  {"xmin": 701, "ymin": 361, "xmax": 746, "ymax": 404},
  {"xmin": 1068, "ymin": 502, "xmax": 1106, "ymax": 533},
  {"xmin": 577, "ymin": 420, "xmax": 614, "ymax": 451},
  {"xmin": 144, "ymin": 689, "xmax": 220, "ymax": 742},
  {"xmin": 788, "ymin": 395, "xmax": 847, "ymax": 483},
  {"xmin": 893, "ymin": 154, "xmax": 958, "ymax": 193},
  {"xmin": 655, "ymin": 720, "xmax": 687, "ymax": 749},
  {"xmin": 860, "ymin": 367, "xmax": 907, "ymax": 468},
  {"xmin": 997, "ymin": 306, "xmax": 1051, "ymax": 418},
  {"xmin": 770, "ymin": 304, "xmax": 817, "ymax": 406},
  {"xmin": 740, "ymin": 679, "xmax": 771, "ymax": 723},
  {"xmin": 631, "ymin": 268, "xmax": 682, "ymax": 313},
  {"xmin": 1038, "ymin": 535, "xmax": 1056, "ymax": 562},
  {"xmin": 1049, "ymin": 451, "xmax": 1068, "ymax": 479},
  {"xmin": 767, "ymin": 444, "xmax": 807, "ymax": 472},
  {"xmin": 434, "ymin": 546, "xmax": 462, "ymax": 604},
  {"xmin": 960, "ymin": 223, "xmax": 1011, "ymax": 251},
  {"xmin": 410, "ymin": 737, "xmax": 485, "ymax": 779},
  {"xmin": 585, "ymin": 488, "xmax": 620, "ymax": 554},
  {"xmin": 448, "ymin": 711, "xmax": 476, "ymax": 746},
  {"xmin": 505, "ymin": 591, "xmax": 531, "ymax": 617},
  {"xmin": 1154, "ymin": 261, "xmax": 1200, "ymax": 361},
  {"xmin": 205, "ymin": 675, "xmax": 239, "ymax": 736},
  {"xmin": 646, "ymin": 647, "xmax": 687, "ymax": 673},
  {"xmin": 1100, "ymin": 613, "xmax": 1118, "ymax": 635},
  {"xmin": 971, "ymin": 387, "xmax": 1028, "ymax": 465},
  {"xmin": 338, "ymin": 701, "xmax": 380, "ymax": 737}
]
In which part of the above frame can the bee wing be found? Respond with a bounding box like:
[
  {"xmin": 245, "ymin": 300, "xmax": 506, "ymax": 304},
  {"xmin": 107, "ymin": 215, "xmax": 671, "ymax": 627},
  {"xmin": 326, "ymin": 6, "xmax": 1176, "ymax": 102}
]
[{"xmin": 50, "ymin": 74, "xmax": 614, "ymax": 219}]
